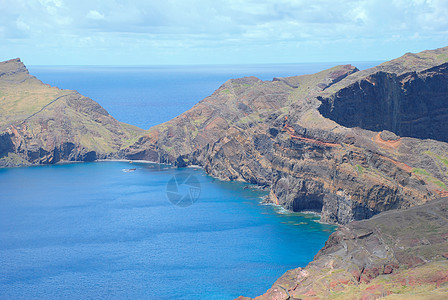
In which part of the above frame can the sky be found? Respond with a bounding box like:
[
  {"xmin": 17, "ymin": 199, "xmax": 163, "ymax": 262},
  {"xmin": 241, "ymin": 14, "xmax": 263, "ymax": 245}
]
[{"xmin": 1, "ymin": 0, "xmax": 447, "ymax": 65}]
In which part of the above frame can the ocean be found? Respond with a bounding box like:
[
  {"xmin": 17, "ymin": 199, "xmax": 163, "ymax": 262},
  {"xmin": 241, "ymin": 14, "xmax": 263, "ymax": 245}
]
[
  {"xmin": 0, "ymin": 62, "xmax": 378, "ymax": 299},
  {"xmin": 28, "ymin": 62, "xmax": 378, "ymax": 129}
]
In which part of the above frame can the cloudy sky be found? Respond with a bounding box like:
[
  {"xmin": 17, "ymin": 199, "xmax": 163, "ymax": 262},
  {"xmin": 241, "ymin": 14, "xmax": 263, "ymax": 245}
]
[{"xmin": 1, "ymin": 0, "xmax": 447, "ymax": 65}]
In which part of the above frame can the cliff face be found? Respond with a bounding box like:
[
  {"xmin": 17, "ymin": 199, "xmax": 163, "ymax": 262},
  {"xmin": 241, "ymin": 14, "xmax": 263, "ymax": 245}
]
[
  {"xmin": 238, "ymin": 197, "xmax": 448, "ymax": 299},
  {"xmin": 2, "ymin": 50, "xmax": 448, "ymax": 298},
  {"xmin": 125, "ymin": 46, "xmax": 448, "ymax": 225},
  {"xmin": 318, "ymin": 63, "xmax": 448, "ymax": 143},
  {"xmin": 0, "ymin": 58, "xmax": 143, "ymax": 167},
  {"xmin": 3, "ymin": 50, "xmax": 447, "ymax": 223}
]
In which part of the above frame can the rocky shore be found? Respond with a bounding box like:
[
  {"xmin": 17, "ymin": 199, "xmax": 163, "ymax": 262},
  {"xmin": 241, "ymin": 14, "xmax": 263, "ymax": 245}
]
[
  {"xmin": 124, "ymin": 46, "xmax": 448, "ymax": 225},
  {"xmin": 238, "ymin": 197, "xmax": 448, "ymax": 299},
  {"xmin": 1, "ymin": 47, "xmax": 448, "ymax": 298},
  {"xmin": 0, "ymin": 58, "xmax": 143, "ymax": 167}
]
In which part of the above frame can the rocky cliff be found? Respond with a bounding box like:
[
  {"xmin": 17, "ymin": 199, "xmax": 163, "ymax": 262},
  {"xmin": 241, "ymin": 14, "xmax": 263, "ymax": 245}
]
[
  {"xmin": 318, "ymin": 49, "xmax": 448, "ymax": 142},
  {"xmin": 238, "ymin": 197, "xmax": 448, "ymax": 299},
  {"xmin": 124, "ymin": 46, "xmax": 448, "ymax": 225},
  {"xmin": 0, "ymin": 58, "xmax": 143, "ymax": 167},
  {"xmin": 3, "ymin": 50, "xmax": 447, "ymax": 223},
  {"xmin": 2, "ymin": 48, "xmax": 448, "ymax": 299}
]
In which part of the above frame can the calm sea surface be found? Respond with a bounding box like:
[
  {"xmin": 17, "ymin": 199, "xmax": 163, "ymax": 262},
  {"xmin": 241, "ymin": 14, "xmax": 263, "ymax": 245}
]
[
  {"xmin": 29, "ymin": 62, "xmax": 379, "ymax": 129},
  {"xmin": 0, "ymin": 63, "xmax": 378, "ymax": 299}
]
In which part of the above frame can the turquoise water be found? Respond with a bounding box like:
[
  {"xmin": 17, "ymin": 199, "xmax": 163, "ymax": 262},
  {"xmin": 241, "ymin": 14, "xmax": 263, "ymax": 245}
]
[{"xmin": 0, "ymin": 162, "xmax": 335, "ymax": 299}]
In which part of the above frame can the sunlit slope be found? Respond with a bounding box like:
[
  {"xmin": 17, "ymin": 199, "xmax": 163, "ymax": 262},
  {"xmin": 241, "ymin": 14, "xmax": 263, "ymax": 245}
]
[{"xmin": 0, "ymin": 58, "xmax": 143, "ymax": 166}]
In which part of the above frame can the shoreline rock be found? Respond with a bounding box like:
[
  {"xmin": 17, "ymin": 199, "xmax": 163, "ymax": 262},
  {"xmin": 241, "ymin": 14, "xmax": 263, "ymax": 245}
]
[
  {"xmin": 0, "ymin": 58, "xmax": 144, "ymax": 167},
  {"xmin": 123, "ymin": 46, "xmax": 448, "ymax": 225},
  {"xmin": 2, "ymin": 47, "xmax": 448, "ymax": 298},
  {"xmin": 239, "ymin": 197, "xmax": 448, "ymax": 299}
]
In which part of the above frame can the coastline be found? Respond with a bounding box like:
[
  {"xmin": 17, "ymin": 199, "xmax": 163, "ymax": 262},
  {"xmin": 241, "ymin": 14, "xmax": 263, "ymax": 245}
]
[
  {"xmin": 80, "ymin": 158, "xmax": 327, "ymax": 228},
  {"xmin": 2, "ymin": 48, "xmax": 448, "ymax": 298},
  {"xmin": 96, "ymin": 158, "xmax": 161, "ymax": 164},
  {"xmin": 242, "ymin": 197, "xmax": 448, "ymax": 299},
  {"xmin": 0, "ymin": 158, "xmax": 333, "ymax": 299}
]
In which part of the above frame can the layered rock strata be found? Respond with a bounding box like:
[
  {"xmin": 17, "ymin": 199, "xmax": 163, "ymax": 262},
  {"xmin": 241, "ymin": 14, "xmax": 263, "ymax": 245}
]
[{"xmin": 124, "ymin": 47, "xmax": 448, "ymax": 224}]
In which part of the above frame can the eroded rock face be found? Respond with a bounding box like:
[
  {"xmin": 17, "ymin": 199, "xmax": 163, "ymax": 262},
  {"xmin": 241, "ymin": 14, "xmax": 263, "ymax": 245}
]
[
  {"xmin": 318, "ymin": 63, "xmax": 448, "ymax": 142},
  {"xmin": 125, "ymin": 47, "xmax": 448, "ymax": 225},
  {"xmin": 0, "ymin": 58, "xmax": 143, "ymax": 167},
  {"xmin": 2, "ymin": 49, "xmax": 448, "ymax": 299},
  {"xmin": 3, "ymin": 48, "xmax": 448, "ymax": 227},
  {"xmin": 240, "ymin": 197, "xmax": 448, "ymax": 299},
  {"xmin": 0, "ymin": 133, "xmax": 14, "ymax": 159}
]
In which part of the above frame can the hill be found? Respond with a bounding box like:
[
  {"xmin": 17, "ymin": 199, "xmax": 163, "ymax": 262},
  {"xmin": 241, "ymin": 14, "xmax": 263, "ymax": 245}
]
[
  {"xmin": 124, "ymin": 47, "xmax": 448, "ymax": 224},
  {"xmin": 0, "ymin": 58, "xmax": 143, "ymax": 167}
]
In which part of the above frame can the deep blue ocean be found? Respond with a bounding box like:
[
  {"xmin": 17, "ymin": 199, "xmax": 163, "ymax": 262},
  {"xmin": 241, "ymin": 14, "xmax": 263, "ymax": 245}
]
[
  {"xmin": 0, "ymin": 62, "xmax": 378, "ymax": 299},
  {"xmin": 28, "ymin": 62, "xmax": 378, "ymax": 129}
]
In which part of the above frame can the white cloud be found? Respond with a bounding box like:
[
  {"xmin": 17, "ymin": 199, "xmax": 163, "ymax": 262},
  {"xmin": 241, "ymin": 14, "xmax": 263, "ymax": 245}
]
[
  {"xmin": 87, "ymin": 10, "xmax": 105, "ymax": 20},
  {"xmin": 0, "ymin": 0, "xmax": 447, "ymax": 64},
  {"xmin": 38, "ymin": 0, "xmax": 63, "ymax": 15},
  {"xmin": 350, "ymin": 6, "xmax": 368, "ymax": 24},
  {"xmin": 16, "ymin": 19, "xmax": 30, "ymax": 31}
]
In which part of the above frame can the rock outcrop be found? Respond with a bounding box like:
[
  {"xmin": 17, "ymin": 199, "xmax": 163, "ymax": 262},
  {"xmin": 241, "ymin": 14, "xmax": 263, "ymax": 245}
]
[
  {"xmin": 0, "ymin": 58, "xmax": 143, "ymax": 167},
  {"xmin": 124, "ymin": 46, "xmax": 448, "ymax": 225},
  {"xmin": 238, "ymin": 197, "xmax": 448, "ymax": 299},
  {"xmin": 2, "ymin": 49, "xmax": 448, "ymax": 226},
  {"xmin": 318, "ymin": 55, "xmax": 448, "ymax": 143},
  {"xmin": 2, "ymin": 48, "xmax": 448, "ymax": 299}
]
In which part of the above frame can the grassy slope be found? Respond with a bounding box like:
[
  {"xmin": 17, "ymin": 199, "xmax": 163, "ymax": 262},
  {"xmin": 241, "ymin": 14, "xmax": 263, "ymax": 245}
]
[{"xmin": 0, "ymin": 59, "xmax": 144, "ymax": 163}]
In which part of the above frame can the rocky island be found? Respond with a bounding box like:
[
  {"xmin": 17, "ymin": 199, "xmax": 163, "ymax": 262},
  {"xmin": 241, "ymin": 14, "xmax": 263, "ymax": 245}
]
[{"xmin": 1, "ymin": 47, "xmax": 448, "ymax": 298}]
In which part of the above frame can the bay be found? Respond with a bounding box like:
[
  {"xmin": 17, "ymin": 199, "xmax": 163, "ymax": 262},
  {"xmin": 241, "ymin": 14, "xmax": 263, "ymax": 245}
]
[
  {"xmin": 0, "ymin": 62, "xmax": 374, "ymax": 299},
  {"xmin": 0, "ymin": 162, "xmax": 335, "ymax": 299}
]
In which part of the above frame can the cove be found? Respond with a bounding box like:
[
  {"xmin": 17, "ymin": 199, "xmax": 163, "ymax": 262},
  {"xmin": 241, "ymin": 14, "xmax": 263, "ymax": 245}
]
[{"xmin": 0, "ymin": 161, "xmax": 334, "ymax": 299}]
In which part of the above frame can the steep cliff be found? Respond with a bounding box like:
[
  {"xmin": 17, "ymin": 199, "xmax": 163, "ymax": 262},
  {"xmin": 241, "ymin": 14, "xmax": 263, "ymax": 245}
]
[
  {"xmin": 238, "ymin": 197, "xmax": 448, "ymax": 299},
  {"xmin": 318, "ymin": 53, "xmax": 448, "ymax": 142},
  {"xmin": 3, "ymin": 50, "xmax": 447, "ymax": 224},
  {"xmin": 125, "ymin": 46, "xmax": 448, "ymax": 225},
  {"xmin": 0, "ymin": 58, "xmax": 143, "ymax": 167},
  {"xmin": 2, "ymin": 49, "xmax": 448, "ymax": 299}
]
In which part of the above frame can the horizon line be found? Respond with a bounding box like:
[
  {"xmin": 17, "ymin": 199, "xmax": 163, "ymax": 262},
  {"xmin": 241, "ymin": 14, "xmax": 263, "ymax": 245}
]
[{"xmin": 26, "ymin": 60, "xmax": 384, "ymax": 68}]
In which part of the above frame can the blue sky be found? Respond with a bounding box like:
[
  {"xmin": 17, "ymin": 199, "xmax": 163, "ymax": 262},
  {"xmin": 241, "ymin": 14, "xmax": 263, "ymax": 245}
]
[{"xmin": 1, "ymin": 0, "xmax": 447, "ymax": 65}]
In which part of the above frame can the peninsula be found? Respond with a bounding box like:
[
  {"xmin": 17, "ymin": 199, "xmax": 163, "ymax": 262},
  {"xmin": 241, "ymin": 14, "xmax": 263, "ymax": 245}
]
[{"xmin": 1, "ymin": 47, "xmax": 448, "ymax": 298}]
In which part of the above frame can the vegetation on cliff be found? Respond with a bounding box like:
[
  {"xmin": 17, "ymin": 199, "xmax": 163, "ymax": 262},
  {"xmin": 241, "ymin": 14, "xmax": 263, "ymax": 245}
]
[
  {"xmin": 125, "ymin": 46, "xmax": 448, "ymax": 225},
  {"xmin": 1, "ymin": 47, "xmax": 448, "ymax": 299},
  {"xmin": 0, "ymin": 58, "xmax": 143, "ymax": 167}
]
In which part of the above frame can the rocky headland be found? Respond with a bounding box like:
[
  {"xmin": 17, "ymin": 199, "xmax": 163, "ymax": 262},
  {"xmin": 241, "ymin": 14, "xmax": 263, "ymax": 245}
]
[
  {"xmin": 0, "ymin": 58, "xmax": 143, "ymax": 167},
  {"xmin": 1, "ymin": 47, "xmax": 448, "ymax": 298},
  {"xmin": 124, "ymin": 46, "xmax": 448, "ymax": 225}
]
